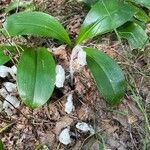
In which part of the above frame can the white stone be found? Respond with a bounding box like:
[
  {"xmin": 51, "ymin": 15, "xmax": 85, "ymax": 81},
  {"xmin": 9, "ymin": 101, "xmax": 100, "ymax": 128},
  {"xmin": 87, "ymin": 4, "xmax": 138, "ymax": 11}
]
[
  {"xmin": 58, "ymin": 128, "xmax": 71, "ymax": 145},
  {"xmin": 3, "ymin": 82, "xmax": 17, "ymax": 93},
  {"xmin": 76, "ymin": 122, "xmax": 95, "ymax": 134},
  {"xmin": 55, "ymin": 65, "xmax": 65, "ymax": 88},
  {"xmin": 70, "ymin": 45, "xmax": 87, "ymax": 83},
  {"xmin": 0, "ymin": 65, "xmax": 17, "ymax": 79},
  {"xmin": 71, "ymin": 45, "xmax": 87, "ymax": 66},
  {"xmin": 11, "ymin": 65, "xmax": 17, "ymax": 74},
  {"xmin": 9, "ymin": 65, "xmax": 17, "ymax": 79},
  {"xmin": 77, "ymin": 48, "xmax": 87, "ymax": 66},
  {"xmin": 3, "ymin": 95, "xmax": 20, "ymax": 116},
  {"xmin": 65, "ymin": 93, "xmax": 75, "ymax": 114},
  {"xmin": 0, "ymin": 65, "xmax": 10, "ymax": 78}
]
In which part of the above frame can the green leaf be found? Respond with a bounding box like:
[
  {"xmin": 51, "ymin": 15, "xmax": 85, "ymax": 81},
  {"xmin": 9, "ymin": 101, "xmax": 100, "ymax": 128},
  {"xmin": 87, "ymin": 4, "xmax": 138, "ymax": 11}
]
[
  {"xmin": 76, "ymin": 0, "xmax": 137, "ymax": 44},
  {"xmin": 131, "ymin": 18, "xmax": 146, "ymax": 29},
  {"xmin": 84, "ymin": 47, "xmax": 126, "ymax": 105},
  {"xmin": 118, "ymin": 22, "xmax": 149, "ymax": 49},
  {"xmin": 5, "ymin": 0, "xmax": 34, "ymax": 13},
  {"xmin": 3, "ymin": 12, "xmax": 72, "ymax": 46},
  {"xmin": 0, "ymin": 140, "xmax": 4, "ymax": 150},
  {"xmin": 0, "ymin": 46, "xmax": 10, "ymax": 65},
  {"xmin": 0, "ymin": 45, "xmax": 16, "ymax": 65},
  {"xmin": 17, "ymin": 47, "xmax": 56, "ymax": 108},
  {"xmin": 134, "ymin": 8, "xmax": 150, "ymax": 23},
  {"xmin": 129, "ymin": 3, "xmax": 150, "ymax": 23},
  {"xmin": 129, "ymin": 0, "xmax": 150, "ymax": 10}
]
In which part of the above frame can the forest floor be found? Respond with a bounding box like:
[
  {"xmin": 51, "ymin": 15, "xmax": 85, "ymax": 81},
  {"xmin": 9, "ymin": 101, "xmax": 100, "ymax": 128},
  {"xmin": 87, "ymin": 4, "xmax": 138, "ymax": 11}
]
[{"xmin": 0, "ymin": 0, "xmax": 150, "ymax": 150}]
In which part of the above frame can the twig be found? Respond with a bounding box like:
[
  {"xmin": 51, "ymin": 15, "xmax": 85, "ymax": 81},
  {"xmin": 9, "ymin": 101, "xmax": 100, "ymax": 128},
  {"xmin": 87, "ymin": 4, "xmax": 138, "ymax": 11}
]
[{"xmin": 0, "ymin": 122, "xmax": 15, "ymax": 134}]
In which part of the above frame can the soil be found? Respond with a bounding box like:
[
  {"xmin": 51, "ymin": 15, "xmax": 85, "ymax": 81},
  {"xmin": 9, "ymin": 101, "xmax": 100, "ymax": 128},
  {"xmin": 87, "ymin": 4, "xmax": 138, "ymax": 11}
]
[{"xmin": 0, "ymin": 0, "xmax": 150, "ymax": 150}]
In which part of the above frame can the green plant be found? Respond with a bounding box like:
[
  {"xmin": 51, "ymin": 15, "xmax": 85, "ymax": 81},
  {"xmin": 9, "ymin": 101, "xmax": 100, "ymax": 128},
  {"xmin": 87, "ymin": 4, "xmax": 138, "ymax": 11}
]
[
  {"xmin": 2, "ymin": 0, "xmax": 149, "ymax": 108},
  {"xmin": 80, "ymin": 0, "xmax": 150, "ymax": 49},
  {"xmin": 0, "ymin": 140, "xmax": 4, "ymax": 150}
]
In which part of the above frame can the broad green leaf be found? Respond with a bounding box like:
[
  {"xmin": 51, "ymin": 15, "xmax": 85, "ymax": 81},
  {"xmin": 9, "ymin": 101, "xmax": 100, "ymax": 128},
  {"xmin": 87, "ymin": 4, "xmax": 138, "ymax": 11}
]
[
  {"xmin": 84, "ymin": 47, "xmax": 126, "ymax": 105},
  {"xmin": 76, "ymin": 0, "xmax": 137, "ymax": 44},
  {"xmin": 3, "ymin": 12, "xmax": 72, "ymax": 46},
  {"xmin": 132, "ymin": 18, "xmax": 146, "ymax": 29},
  {"xmin": 118, "ymin": 22, "xmax": 149, "ymax": 49},
  {"xmin": 5, "ymin": 0, "xmax": 34, "ymax": 13},
  {"xmin": 0, "ymin": 46, "xmax": 10, "ymax": 65},
  {"xmin": 129, "ymin": 0, "xmax": 150, "ymax": 10},
  {"xmin": 17, "ymin": 47, "xmax": 56, "ymax": 108},
  {"xmin": 0, "ymin": 140, "xmax": 4, "ymax": 150}
]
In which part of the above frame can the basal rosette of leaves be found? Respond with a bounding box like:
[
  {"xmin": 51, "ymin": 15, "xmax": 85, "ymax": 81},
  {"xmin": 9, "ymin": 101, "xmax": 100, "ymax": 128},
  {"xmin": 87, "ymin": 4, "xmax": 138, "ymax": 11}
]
[{"xmin": 0, "ymin": 0, "xmax": 149, "ymax": 108}]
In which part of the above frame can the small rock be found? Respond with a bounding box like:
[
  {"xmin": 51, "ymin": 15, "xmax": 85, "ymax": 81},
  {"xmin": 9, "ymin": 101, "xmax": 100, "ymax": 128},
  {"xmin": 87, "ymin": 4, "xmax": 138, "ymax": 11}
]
[
  {"xmin": 65, "ymin": 93, "xmax": 75, "ymax": 114},
  {"xmin": 55, "ymin": 65, "xmax": 65, "ymax": 88},
  {"xmin": 11, "ymin": 65, "xmax": 17, "ymax": 74},
  {"xmin": 3, "ymin": 95, "xmax": 20, "ymax": 115},
  {"xmin": 3, "ymin": 82, "xmax": 17, "ymax": 93},
  {"xmin": 77, "ymin": 48, "xmax": 87, "ymax": 66},
  {"xmin": 71, "ymin": 45, "xmax": 87, "ymax": 66},
  {"xmin": 58, "ymin": 127, "xmax": 72, "ymax": 145},
  {"xmin": 0, "ymin": 65, "xmax": 10, "ymax": 78},
  {"xmin": 9, "ymin": 65, "xmax": 17, "ymax": 79},
  {"xmin": 76, "ymin": 122, "xmax": 95, "ymax": 134},
  {"xmin": 0, "ymin": 65, "xmax": 17, "ymax": 79}
]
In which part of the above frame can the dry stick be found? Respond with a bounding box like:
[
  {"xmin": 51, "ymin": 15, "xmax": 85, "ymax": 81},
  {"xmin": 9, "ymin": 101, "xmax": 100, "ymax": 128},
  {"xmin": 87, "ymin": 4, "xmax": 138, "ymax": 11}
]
[
  {"xmin": 16, "ymin": 0, "xmax": 21, "ymax": 13},
  {"xmin": 0, "ymin": 122, "xmax": 16, "ymax": 134},
  {"xmin": 56, "ymin": 143, "xmax": 61, "ymax": 150},
  {"xmin": 70, "ymin": 50, "xmax": 75, "ymax": 86}
]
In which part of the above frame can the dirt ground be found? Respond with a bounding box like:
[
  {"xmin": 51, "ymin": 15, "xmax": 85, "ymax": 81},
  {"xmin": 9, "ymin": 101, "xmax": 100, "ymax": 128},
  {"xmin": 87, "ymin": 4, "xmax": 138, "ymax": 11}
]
[{"xmin": 0, "ymin": 0, "xmax": 150, "ymax": 150}]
